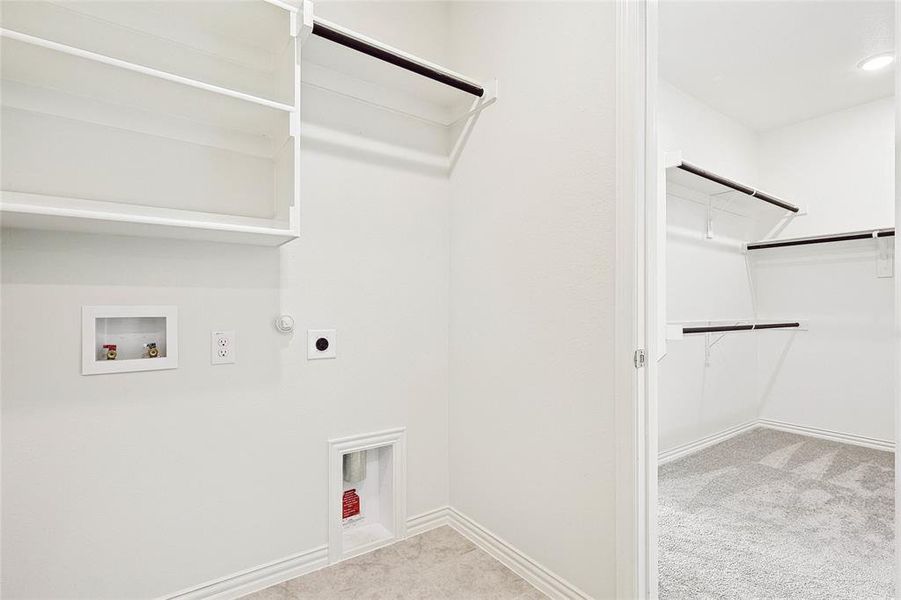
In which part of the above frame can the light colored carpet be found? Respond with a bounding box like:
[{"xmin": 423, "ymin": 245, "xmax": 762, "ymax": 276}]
[
  {"xmin": 242, "ymin": 526, "xmax": 546, "ymax": 599},
  {"xmin": 659, "ymin": 428, "xmax": 894, "ymax": 599}
]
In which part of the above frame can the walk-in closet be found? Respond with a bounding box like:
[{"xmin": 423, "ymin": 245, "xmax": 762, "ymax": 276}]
[{"xmin": 656, "ymin": 2, "xmax": 895, "ymax": 597}]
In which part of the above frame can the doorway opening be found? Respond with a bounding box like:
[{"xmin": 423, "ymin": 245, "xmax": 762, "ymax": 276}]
[{"xmin": 645, "ymin": 2, "xmax": 897, "ymax": 597}]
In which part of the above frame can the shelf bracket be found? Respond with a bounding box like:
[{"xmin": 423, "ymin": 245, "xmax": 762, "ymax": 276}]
[{"xmin": 448, "ymin": 79, "xmax": 499, "ymax": 127}]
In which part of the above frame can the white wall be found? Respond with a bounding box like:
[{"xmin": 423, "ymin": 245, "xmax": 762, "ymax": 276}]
[
  {"xmin": 658, "ymin": 81, "xmax": 763, "ymax": 451},
  {"xmin": 1, "ymin": 3, "xmax": 452, "ymax": 598},
  {"xmin": 753, "ymin": 98, "xmax": 895, "ymax": 442},
  {"xmin": 658, "ymin": 80, "xmax": 759, "ymax": 183},
  {"xmin": 759, "ymin": 98, "xmax": 895, "ymax": 238},
  {"xmin": 754, "ymin": 240, "xmax": 894, "ymax": 441},
  {"xmin": 447, "ymin": 3, "xmax": 616, "ymax": 597}
]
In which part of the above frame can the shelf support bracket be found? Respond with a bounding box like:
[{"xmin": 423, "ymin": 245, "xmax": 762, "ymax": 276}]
[{"xmin": 448, "ymin": 79, "xmax": 500, "ymax": 127}]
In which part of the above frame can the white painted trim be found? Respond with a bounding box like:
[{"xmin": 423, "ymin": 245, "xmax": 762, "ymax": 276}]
[
  {"xmin": 657, "ymin": 420, "xmax": 759, "ymax": 465},
  {"xmin": 447, "ymin": 508, "xmax": 592, "ymax": 600},
  {"xmin": 895, "ymin": 6, "xmax": 901, "ymax": 593},
  {"xmin": 164, "ymin": 506, "xmax": 591, "ymax": 600},
  {"xmin": 658, "ymin": 419, "xmax": 895, "ymax": 466},
  {"xmin": 757, "ymin": 419, "xmax": 894, "ymax": 453},
  {"xmin": 615, "ymin": 0, "xmax": 656, "ymax": 598},
  {"xmin": 327, "ymin": 428, "xmax": 407, "ymax": 564},
  {"xmin": 165, "ymin": 508, "xmax": 451, "ymax": 600},
  {"xmin": 406, "ymin": 506, "xmax": 451, "ymax": 536},
  {"xmin": 163, "ymin": 545, "xmax": 328, "ymax": 600}
]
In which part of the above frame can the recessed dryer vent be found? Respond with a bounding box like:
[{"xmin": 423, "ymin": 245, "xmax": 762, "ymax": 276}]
[{"xmin": 328, "ymin": 428, "xmax": 406, "ymax": 563}]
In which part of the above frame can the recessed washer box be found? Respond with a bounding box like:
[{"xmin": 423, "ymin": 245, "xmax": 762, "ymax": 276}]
[
  {"xmin": 328, "ymin": 428, "xmax": 406, "ymax": 563},
  {"xmin": 82, "ymin": 306, "xmax": 178, "ymax": 375}
]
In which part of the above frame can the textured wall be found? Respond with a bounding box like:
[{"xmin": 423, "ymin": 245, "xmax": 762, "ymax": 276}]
[{"xmin": 447, "ymin": 3, "xmax": 617, "ymax": 597}]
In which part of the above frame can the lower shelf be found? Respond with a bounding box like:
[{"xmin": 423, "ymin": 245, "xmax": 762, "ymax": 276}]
[{"xmin": 1, "ymin": 192, "xmax": 298, "ymax": 246}]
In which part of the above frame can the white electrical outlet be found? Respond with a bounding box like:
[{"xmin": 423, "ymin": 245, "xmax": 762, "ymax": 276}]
[
  {"xmin": 308, "ymin": 329, "xmax": 336, "ymax": 360},
  {"xmin": 211, "ymin": 330, "xmax": 236, "ymax": 365}
]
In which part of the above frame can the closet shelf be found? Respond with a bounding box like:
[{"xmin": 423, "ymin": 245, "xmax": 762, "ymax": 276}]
[
  {"xmin": 0, "ymin": 28, "xmax": 296, "ymax": 113},
  {"xmin": 0, "ymin": 192, "xmax": 298, "ymax": 246},
  {"xmin": 666, "ymin": 321, "xmax": 802, "ymax": 340},
  {"xmin": 1, "ymin": 0, "xmax": 300, "ymax": 246},
  {"xmin": 301, "ymin": 16, "xmax": 497, "ymax": 126},
  {"xmin": 747, "ymin": 228, "xmax": 894, "ymax": 250},
  {"xmin": 311, "ymin": 18, "xmax": 482, "ymax": 97},
  {"xmin": 681, "ymin": 322, "xmax": 800, "ymax": 335},
  {"xmin": 665, "ymin": 154, "xmax": 800, "ymax": 216}
]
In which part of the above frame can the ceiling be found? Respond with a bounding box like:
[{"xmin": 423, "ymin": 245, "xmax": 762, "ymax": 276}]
[{"xmin": 659, "ymin": 0, "xmax": 895, "ymax": 131}]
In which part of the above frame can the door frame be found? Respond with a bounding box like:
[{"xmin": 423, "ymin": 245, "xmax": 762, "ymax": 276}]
[
  {"xmin": 614, "ymin": 0, "xmax": 658, "ymax": 597},
  {"xmin": 894, "ymin": 2, "xmax": 900, "ymax": 592}
]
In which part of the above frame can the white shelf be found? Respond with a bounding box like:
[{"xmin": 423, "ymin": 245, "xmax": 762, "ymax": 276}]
[
  {"xmin": 665, "ymin": 153, "xmax": 801, "ymax": 221},
  {"xmin": 1, "ymin": 0, "xmax": 296, "ymax": 105},
  {"xmin": 302, "ymin": 17, "xmax": 496, "ymax": 127},
  {"xmin": 1, "ymin": 192, "xmax": 297, "ymax": 246},
  {"xmin": 1, "ymin": 29, "xmax": 295, "ymax": 113},
  {"xmin": 0, "ymin": 1, "xmax": 300, "ymax": 245}
]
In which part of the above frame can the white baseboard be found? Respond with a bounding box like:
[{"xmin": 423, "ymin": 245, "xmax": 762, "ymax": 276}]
[
  {"xmin": 758, "ymin": 418, "xmax": 894, "ymax": 452},
  {"xmin": 447, "ymin": 508, "xmax": 592, "ymax": 600},
  {"xmin": 406, "ymin": 506, "xmax": 451, "ymax": 536},
  {"xmin": 165, "ymin": 507, "xmax": 452, "ymax": 600},
  {"xmin": 164, "ymin": 544, "xmax": 328, "ymax": 600},
  {"xmin": 659, "ymin": 418, "xmax": 895, "ymax": 465},
  {"xmin": 410, "ymin": 507, "xmax": 592, "ymax": 599},
  {"xmin": 166, "ymin": 505, "xmax": 591, "ymax": 600},
  {"xmin": 658, "ymin": 420, "xmax": 759, "ymax": 465}
]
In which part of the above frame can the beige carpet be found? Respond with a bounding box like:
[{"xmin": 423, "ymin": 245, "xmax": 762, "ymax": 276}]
[
  {"xmin": 659, "ymin": 428, "xmax": 894, "ymax": 599},
  {"xmin": 242, "ymin": 526, "xmax": 546, "ymax": 599}
]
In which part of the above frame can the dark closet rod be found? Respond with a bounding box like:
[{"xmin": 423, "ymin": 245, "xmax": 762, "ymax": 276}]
[
  {"xmin": 747, "ymin": 228, "xmax": 895, "ymax": 250},
  {"xmin": 683, "ymin": 322, "xmax": 800, "ymax": 335},
  {"xmin": 311, "ymin": 20, "xmax": 485, "ymax": 98},
  {"xmin": 677, "ymin": 162, "xmax": 800, "ymax": 213}
]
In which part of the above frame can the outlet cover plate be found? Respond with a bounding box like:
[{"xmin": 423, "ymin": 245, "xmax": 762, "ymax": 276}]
[
  {"xmin": 211, "ymin": 330, "xmax": 236, "ymax": 365},
  {"xmin": 308, "ymin": 329, "xmax": 336, "ymax": 360}
]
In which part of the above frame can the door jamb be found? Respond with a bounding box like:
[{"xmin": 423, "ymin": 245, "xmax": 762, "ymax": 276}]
[
  {"xmin": 894, "ymin": 2, "xmax": 900, "ymax": 594},
  {"xmin": 614, "ymin": 0, "xmax": 658, "ymax": 598}
]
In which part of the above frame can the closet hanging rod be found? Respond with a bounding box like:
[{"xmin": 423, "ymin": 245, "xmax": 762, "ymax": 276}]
[
  {"xmin": 677, "ymin": 162, "xmax": 800, "ymax": 213},
  {"xmin": 683, "ymin": 322, "xmax": 800, "ymax": 335},
  {"xmin": 310, "ymin": 19, "xmax": 485, "ymax": 98},
  {"xmin": 747, "ymin": 228, "xmax": 895, "ymax": 250}
]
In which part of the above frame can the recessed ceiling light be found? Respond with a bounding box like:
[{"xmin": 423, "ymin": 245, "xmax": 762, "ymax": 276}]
[{"xmin": 858, "ymin": 53, "xmax": 895, "ymax": 72}]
